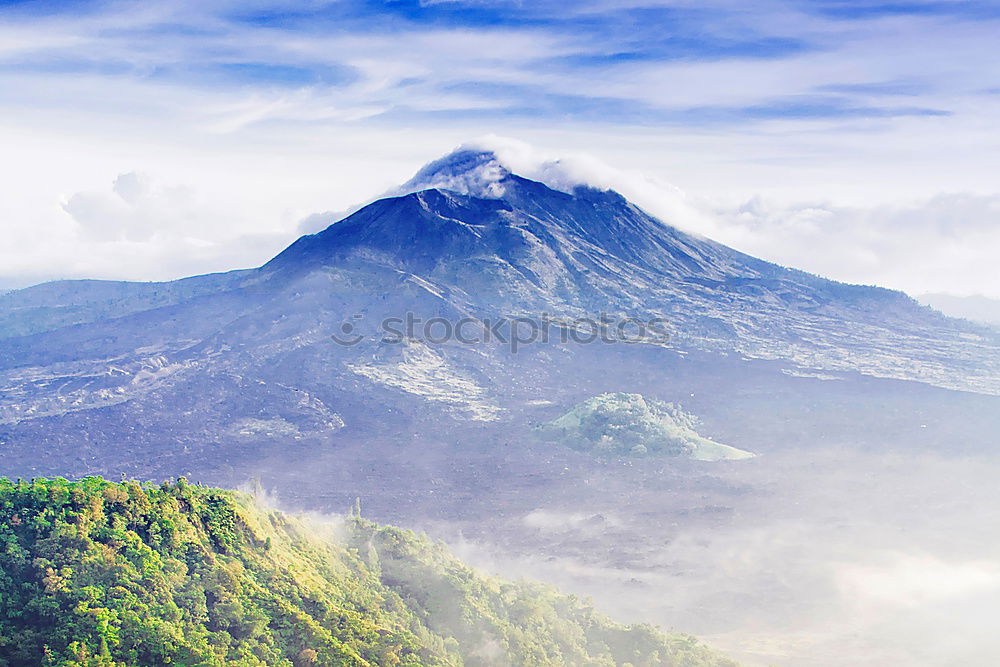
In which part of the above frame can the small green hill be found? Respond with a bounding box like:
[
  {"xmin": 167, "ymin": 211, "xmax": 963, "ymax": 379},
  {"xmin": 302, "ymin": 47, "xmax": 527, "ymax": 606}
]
[
  {"xmin": 539, "ymin": 393, "xmax": 753, "ymax": 461},
  {"xmin": 0, "ymin": 477, "xmax": 736, "ymax": 667}
]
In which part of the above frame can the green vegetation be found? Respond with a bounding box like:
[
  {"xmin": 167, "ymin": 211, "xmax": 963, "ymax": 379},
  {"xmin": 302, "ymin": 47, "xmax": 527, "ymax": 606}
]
[
  {"xmin": 0, "ymin": 477, "xmax": 736, "ymax": 666},
  {"xmin": 539, "ymin": 393, "xmax": 753, "ymax": 461}
]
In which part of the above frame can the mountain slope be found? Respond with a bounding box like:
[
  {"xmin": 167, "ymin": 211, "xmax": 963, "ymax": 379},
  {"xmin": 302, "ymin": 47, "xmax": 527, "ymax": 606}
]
[
  {"xmin": 0, "ymin": 476, "xmax": 734, "ymax": 667},
  {"xmin": 0, "ymin": 270, "xmax": 258, "ymax": 340}
]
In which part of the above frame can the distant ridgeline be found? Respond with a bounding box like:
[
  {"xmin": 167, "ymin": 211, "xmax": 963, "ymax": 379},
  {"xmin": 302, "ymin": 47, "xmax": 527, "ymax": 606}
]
[
  {"xmin": 0, "ymin": 477, "xmax": 736, "ymax": 667},
  {"xmin": 539, "ymin": 393, "xmax": 753, "ymax": 461}
]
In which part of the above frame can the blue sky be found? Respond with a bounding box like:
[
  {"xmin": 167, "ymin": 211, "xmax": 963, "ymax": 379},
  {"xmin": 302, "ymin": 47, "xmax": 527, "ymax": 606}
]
[
  {"xmin": 1, "ymin": 0, "xmax": 1000, "ymax": 297},
  {"xmin": 0, "ymin": 0, "xmax": 982, "ymax": 124}
]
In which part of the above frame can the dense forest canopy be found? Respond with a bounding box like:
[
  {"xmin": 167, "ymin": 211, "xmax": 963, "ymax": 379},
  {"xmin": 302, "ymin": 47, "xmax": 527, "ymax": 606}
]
[{"xmin": 0, "ymin": 477, "xmax": 735, "ymax": 667}]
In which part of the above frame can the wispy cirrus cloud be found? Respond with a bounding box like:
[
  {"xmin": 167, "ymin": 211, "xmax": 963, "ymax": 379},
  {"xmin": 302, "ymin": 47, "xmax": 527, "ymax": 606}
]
[{"xmin": 1, "ymin": 0, "xmax": 990, "ymax": 127}]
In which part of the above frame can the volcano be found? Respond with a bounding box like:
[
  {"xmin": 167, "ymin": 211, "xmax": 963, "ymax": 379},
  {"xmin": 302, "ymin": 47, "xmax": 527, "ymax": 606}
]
[{"xmin": 0, "ymin": 148, "xmax": 997, "ymax": 482}]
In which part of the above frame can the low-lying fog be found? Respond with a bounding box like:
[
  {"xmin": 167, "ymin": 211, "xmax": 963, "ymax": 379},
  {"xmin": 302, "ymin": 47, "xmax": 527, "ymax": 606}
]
[{"xmin": 418, "ymin": 448, "xmax": 1000, "ymax": 666}]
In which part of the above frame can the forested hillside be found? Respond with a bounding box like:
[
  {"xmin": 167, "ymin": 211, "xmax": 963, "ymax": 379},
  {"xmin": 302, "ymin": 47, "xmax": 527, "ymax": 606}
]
[{"xmin": 0, "ymin": 477, "xmax": 735, "ymax": 667}]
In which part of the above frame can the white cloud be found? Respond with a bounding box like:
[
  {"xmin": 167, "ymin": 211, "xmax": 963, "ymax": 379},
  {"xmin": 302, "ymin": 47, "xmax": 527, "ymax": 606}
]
[
  {"xmin": 701, "ymin": 193, "xmax": 1000, "ymax": 298},
  {"xmin": 838, "ymin": 553, "xmax": 1000, "ymax": 608},
  {"xmin": 0, "ymin": 164, "xmax": 297, "ymax": 285},
  {"xmin": 64, "ymin": 171, "xmax": 171, "ymax": 242}
]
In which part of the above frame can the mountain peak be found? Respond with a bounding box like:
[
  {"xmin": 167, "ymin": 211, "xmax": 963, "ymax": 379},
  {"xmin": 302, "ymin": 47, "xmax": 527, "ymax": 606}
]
[{"xmin": 397, "ymin": 148, "xmax": 513, "ymax": 199}]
